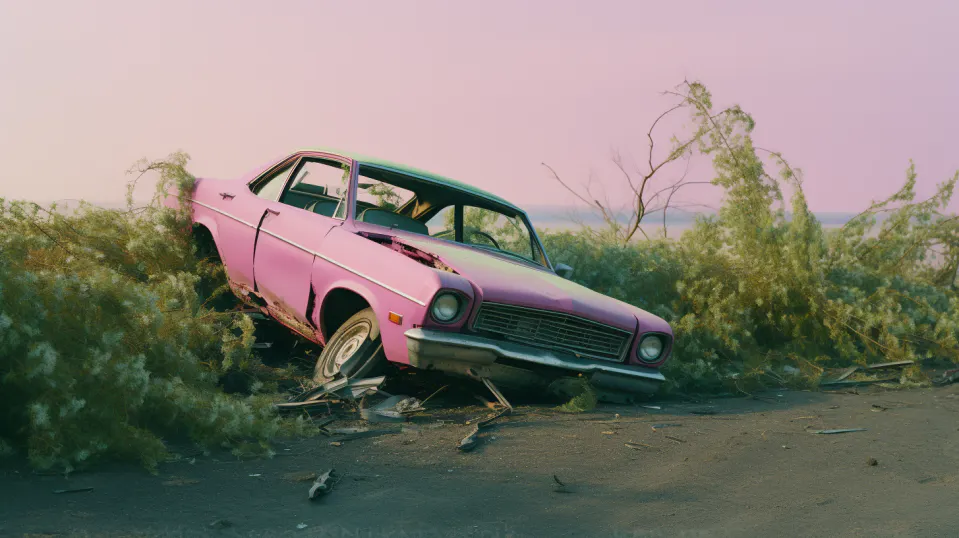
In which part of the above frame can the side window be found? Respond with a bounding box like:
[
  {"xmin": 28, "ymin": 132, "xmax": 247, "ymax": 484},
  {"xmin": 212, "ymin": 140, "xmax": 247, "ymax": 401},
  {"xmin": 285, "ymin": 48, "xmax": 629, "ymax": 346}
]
[
  {"xmin": 279, "ymin": 159, "xmax": 351, "ymax": 219},
  {"xmin": 251, "ymin": 163, "xmax": 293, "ymax": 201},
  {"xmin": 356, "ymin": 179, "xmax": 415, "ymax": 213},
  {"xmin": 425, "ymin": 205, "xmax": 454, "ymax": 237}
]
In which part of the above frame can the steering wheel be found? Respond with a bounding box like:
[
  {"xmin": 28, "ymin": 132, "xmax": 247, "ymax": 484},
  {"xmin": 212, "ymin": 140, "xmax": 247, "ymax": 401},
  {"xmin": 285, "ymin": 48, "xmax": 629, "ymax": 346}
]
[{"xmin": 467, "ymin": 229, "xmax": 501, "ymax": 250}]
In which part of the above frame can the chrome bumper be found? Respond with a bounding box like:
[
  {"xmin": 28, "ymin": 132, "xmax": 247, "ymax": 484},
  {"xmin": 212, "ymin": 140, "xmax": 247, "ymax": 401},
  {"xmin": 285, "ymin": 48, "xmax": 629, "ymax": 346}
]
[{"xmin": 404, "ymin": 328, "xmax": 665, "ymax": 394}]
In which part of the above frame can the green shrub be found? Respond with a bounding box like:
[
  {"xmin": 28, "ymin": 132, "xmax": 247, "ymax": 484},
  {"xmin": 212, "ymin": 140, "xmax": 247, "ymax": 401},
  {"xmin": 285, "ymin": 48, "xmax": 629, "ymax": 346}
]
[
  {"xmin": 0, "ymin": 153, "xmax": 311, "ymax": 472},
  {"xmin": 542, "ymin": 82, "xmax": 959, "ymax": 394}
]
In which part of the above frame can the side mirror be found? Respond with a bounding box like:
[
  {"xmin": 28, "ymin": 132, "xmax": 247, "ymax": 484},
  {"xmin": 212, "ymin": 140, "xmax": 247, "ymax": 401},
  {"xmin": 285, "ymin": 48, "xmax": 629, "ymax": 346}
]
[{"xmin": 555, "ymin": 263, "xmax": 574, "ymax": 279}]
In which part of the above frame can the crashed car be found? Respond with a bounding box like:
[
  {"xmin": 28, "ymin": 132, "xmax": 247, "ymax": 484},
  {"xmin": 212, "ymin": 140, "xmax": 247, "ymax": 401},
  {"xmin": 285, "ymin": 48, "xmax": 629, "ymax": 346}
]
[{"xmin": 184, "ymin": 149, "xmax": 674, "ymax": 398}]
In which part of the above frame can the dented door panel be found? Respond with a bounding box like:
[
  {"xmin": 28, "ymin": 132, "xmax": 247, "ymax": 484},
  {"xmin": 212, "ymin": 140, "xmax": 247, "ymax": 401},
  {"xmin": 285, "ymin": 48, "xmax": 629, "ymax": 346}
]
[{"xmin": 253, "ymin": 204, "xmax": 339, "ymax": 330}]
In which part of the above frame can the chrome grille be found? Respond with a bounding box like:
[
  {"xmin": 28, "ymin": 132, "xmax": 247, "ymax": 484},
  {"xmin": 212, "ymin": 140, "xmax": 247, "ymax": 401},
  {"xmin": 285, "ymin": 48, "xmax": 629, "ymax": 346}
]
[{"xmin": 471, "ymin": 303, "xmax": 632, "ymax": 362}]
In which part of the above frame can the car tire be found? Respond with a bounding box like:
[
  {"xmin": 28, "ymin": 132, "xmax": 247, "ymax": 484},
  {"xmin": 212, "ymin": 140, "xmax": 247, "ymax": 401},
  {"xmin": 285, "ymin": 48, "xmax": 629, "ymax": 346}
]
[{"xmin": 313, "ymin": 307, "xmax": 386, "ymax": 384}]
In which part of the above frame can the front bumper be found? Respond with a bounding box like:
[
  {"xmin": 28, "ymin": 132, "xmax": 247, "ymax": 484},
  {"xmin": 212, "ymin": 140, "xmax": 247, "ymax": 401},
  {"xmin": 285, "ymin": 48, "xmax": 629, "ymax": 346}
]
[{"xmin": 405, "ymin": 328, "xmax": 666, "ymax": 395}]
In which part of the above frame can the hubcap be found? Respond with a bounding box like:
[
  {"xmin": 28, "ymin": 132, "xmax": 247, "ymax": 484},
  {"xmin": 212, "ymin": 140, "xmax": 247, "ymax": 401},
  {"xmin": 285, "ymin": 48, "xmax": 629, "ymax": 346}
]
[{"xmin": 321, "ymin": 321, "xmax": 371, "ymax": 378}]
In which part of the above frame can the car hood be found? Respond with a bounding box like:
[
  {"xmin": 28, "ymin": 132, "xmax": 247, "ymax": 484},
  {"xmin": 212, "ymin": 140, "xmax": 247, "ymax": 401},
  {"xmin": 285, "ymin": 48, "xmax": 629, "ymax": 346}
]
[{"xmin": 397, "ymin": 235, "xmax": 670, "ymax": 334}]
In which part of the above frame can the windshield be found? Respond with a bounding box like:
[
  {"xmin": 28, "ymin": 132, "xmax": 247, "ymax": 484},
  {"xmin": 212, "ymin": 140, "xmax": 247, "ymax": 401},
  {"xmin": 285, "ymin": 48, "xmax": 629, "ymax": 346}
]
[
  {"xmin": 426, "ymin": 206, "xmax": 541, "ymax": 265},
  {"xmin": 354, "ymin": 165, "xmax": 549, "ymax": 268}
]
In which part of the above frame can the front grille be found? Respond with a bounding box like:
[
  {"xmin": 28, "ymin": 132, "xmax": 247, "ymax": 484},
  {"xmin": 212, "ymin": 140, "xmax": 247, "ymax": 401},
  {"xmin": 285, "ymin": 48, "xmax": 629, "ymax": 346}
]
[{"xmin": 471, "ymin": 302, "xmax": 632, "ymax": 362}]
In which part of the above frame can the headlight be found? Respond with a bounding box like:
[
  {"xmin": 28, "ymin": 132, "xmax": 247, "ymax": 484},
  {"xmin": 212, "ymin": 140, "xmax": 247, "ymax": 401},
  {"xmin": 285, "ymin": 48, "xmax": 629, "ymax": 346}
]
[
  {"xmin": 430, "ymin": 292, "xmax": 462, "ymax": 323},
  {"xmin": 637, "ymin": 334, "xmax": 665, "ymax": 362}
]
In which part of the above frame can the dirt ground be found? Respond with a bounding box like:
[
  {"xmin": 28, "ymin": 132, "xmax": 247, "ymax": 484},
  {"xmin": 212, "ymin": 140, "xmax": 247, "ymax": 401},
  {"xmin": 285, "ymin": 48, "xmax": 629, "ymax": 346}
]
[{"xmin": 3, "ymin": 382, "xmax": 958, "ymax": 538}]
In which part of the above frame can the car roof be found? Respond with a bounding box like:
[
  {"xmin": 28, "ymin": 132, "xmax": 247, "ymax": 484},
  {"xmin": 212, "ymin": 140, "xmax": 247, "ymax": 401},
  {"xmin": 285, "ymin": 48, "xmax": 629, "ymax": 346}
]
[{"xmin": 299, "ymin": 147, "xmax": 520, "ymax": 211}]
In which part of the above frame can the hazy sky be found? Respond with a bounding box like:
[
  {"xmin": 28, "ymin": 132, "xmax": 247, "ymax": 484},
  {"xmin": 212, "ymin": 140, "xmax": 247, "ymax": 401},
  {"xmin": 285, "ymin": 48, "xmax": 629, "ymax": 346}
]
[{"xmin": 1, "ymin": 1, "xmax": 957, "ymax": 214}]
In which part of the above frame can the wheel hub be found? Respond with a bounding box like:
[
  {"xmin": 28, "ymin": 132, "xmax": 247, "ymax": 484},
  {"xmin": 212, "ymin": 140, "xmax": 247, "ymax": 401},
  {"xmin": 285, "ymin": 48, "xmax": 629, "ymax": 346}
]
[{"xmin": 322, "ymin": 321, "xmax": 371, "ymax": 378}]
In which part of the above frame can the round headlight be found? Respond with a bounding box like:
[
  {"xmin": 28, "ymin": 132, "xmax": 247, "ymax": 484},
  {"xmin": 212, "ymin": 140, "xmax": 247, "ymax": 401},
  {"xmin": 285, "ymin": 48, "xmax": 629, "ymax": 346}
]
[
  {"xmin": 430, "ymin": 292, "xmax": 461, "ymax": 323},
  {"xmin": 638, "ymin": 335, "xmax": 664, "ymax": 362}
]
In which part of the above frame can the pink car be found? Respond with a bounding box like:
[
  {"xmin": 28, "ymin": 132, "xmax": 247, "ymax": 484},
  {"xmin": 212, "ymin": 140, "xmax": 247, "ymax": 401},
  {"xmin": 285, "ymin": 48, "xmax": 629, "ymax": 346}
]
[{"xmin": 187, "ymin": 149, "xmax": 673, "ymax": 397}]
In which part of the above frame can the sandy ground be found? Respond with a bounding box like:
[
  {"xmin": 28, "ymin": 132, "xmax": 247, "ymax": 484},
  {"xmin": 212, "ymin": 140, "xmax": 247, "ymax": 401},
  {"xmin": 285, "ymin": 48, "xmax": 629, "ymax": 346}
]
[{"xmin": 2, "ymin": 382, "xmax": 958, "ymax": 538}]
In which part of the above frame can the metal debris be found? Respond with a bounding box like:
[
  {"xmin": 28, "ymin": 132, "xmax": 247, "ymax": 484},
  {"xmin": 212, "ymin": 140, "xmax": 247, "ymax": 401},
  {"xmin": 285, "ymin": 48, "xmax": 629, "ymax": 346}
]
[
  {"xmin": 625, "ymin": 442, "xmax": 654, "ymax": 450},
  {"xmin": 834, "ymin": 366, "xmax": 859, "ymax": 382},
  {"xmin": 810, "ymin": 428, "xmax": 867, "ymax": 434},
  {"xmin": 360, "ymin": 394, "xmax": 422, "ymax": 422},
  {"xmin": 481, "ymin": 377, "xmax": 513, "ymax": 410},
  {"xmin": 865, "ymin": 360, "xmax": 914, "ymax": 369},
  {"xmin": 934, "ymin": 368, "xmax": 959, "ymax": 386},
  {"xmin": 308, "ymin": 469, "xmax": 337, "ymax": 500},
  {"xmin": 457, "ymin": 406, "xmax": 512, "ymax": 452}
]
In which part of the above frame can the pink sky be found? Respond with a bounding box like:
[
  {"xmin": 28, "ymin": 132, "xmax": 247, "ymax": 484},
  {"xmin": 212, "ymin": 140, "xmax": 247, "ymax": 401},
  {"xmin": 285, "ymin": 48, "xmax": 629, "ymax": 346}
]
[{"xmin": 1, "ymin": 0, "xmax": 957, "ymax": 214}]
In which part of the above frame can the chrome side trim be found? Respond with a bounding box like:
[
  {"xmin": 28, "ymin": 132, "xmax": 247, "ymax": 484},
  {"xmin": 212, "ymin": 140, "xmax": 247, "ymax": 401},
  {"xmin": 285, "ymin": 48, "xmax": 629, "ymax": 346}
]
[
  {"xmin": 257, "ymin": 227, "xmax": 429, "ymax": 306},
  {"xmin": 190, "ymin": 198, "xmax": 427, "ymax": 306},
  {"xmin": 404, "ymin": 328, "xmax": 667, "ymax": 382},
  {"xmin": 191, "ymin": 199, "xmax": 257, "ymax": 228}
]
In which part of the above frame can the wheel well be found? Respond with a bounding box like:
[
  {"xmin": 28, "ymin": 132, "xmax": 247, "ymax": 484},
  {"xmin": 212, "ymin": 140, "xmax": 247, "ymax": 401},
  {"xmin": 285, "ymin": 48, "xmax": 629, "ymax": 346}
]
[
  {"xmin": 191, "ymin": 224, "xmax": 220, "ymax": 262},
  {"xmin": 320, "ymin": 288, "xmax": 372, "ymax": 340}
]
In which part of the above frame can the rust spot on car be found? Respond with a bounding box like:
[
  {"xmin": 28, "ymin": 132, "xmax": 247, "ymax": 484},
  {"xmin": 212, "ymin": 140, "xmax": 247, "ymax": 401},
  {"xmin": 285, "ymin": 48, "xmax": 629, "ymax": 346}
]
[
  {"xmin": 358, "ymin": 232, "xmax": 457, "ymax": 274},
  {"xmin": 267, "ymin": 304, "xmax": 323, "ymax": 345}
]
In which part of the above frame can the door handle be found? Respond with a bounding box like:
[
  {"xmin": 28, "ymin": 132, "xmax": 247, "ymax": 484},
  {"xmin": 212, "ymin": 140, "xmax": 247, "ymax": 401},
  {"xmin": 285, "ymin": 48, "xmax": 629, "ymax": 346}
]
[
  {"xmin": 266, "ymin": 208, "xmax": 281, "ymax": 215},
  {"xmin": 219, "ymin": 192, "xmax": 235, "ymax": 199}
]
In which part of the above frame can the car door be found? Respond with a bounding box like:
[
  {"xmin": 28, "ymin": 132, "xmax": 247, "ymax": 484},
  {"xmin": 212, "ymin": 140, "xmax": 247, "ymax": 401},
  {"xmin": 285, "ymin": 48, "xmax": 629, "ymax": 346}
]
[
  {"xmin": 252, "ymin": 155, "xmax": 352, "ymax": 329},
  {"xmin": 213, "ymin": 159, "xmax": 296, "ymax": 292}
]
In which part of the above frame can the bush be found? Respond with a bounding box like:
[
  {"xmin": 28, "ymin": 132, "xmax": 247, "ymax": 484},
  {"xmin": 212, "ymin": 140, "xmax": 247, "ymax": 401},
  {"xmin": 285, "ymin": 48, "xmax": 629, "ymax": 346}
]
[
  {"xmin": 542, "ymin": 82, "xmax": 959, "ymax": 394},
  {"xmin": 0, "ymin": 153, "xmax": 311, "ymax": 472}
]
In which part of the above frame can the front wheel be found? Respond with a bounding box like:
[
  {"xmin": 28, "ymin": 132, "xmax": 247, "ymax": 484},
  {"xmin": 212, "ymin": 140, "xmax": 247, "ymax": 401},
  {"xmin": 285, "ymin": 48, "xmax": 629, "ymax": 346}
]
[{"xmin": 313, "ymin": 308, "xmax": 386, "ymax": 384}]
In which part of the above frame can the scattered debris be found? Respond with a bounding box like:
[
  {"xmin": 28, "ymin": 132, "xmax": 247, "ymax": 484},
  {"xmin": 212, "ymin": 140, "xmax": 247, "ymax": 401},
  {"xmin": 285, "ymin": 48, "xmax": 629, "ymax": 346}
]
[
  {"xmin": 296, "ymin": 523, "xmax": 308, "ymax": 530},
  {"xmin": 664, "ymin": 435, "xmax": 687, "ymax": 443},
  {"xmin": 458, "ymin": 406, "xmax": 511, "ymax": 452},
  {"xmin": 329, "ymin": 429, "xmax": 402, "ymax": 443},
  {"xmin": 866, "ymin": 360, "xmax": 914, "ymax": 370},
  {"xmin": 933, "ymin": 368, "xmax": 959, "ymax": 386},
  {"xmin": 278, "ymin": 376, "xmax": 388, "ymax": 411},
  {"xmin": 640, "ymin": 405, "xmax": 662, "ymax": 410},
  {"xmin": 690, "ymin": 409, "xmax": 717, "ymax": 415},
  {"xmin": 252, "ymin": 342, "xmax": 273, "ymax": 349},
  {"xmin": 472, "ymin": 376, "xmax": 512, "ymax": 410},
  {"xmin": 834, "ymin": 366, "xmax": 859, "ymax": 382},
  {"xmin": 208, "ymin": 519, "xmax": 233, "ymax": 529},
  {"xmin": 810, "ymin": 428, "xmax": 867, "ymax": 435},
  {"xmin": 820, "ymin": 378, "xmax": 896, "ymax": 388},
  {"xmin": 308, "ymin": 469, "xmax": 338, "ymax": 500},
  {"xmin": 918, "ymin": 476, "xmax": 937, "ymax": 484},
  {"xmin": 52, "ymin": 487, "xmax": 93, "ymax": 494},
  {"xmin": 248, "ymin": 473, "xmax": 262, "ymax": 477},
  {"xmin": 867, "ymin": 458, "xmax": 878, "ymax": 466},
  {"xmin": 871, "ymin": 404, "xmax": 889, "ymax": 412},
  {"xmin": 625, "ymin": 442, "xmax": 655, "ymax": 450},
  {"xmin": 651, "ymin": 423, "xmax": 682, "ymax": 430},
  {"xmin": 552, "ymin": 474, "xmax": 573, "ymax": 494},
  {"xmin": 360, "ymin": 394, "xmax": 423, "ymax": 422},
  {"xmin": 329, "ymin": 442, "xmax": 342, "ymax": 447},
  {"xmin": 601, "ymin": 431, "xmax": 616, "ymax": 435}
]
